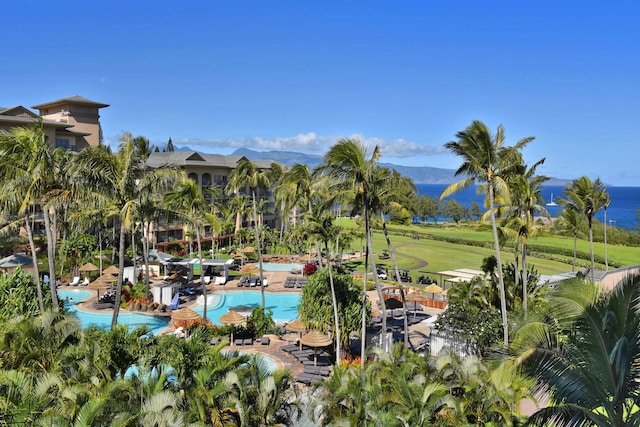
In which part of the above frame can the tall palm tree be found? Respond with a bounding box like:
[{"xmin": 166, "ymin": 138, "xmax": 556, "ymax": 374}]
[
  {"xmin": 165, "ymin": 178, "xmax": 213, "ymax": 322},
  {"xmin": 502, "ymin": 159, "xmax": 548, "ymax": 316},
  {"xmin": 318, "ymin": 138, "xmax": 381, "ymax": 367},
  {"xmin": 0, "ymin": 123, "xmax": 60, "ymax": 309},
  {"xmin": 304, "ymin": 199, "xmax": 342, "ymax": 364},
  {"xmin": 603, "ymin": 193, "xmax": 611, "ymax": 271},
  {"xmin": 376, "ymin": 167, "xmax": 417, "ymax": 347},
  {"xmin": 226, "ymin": 159, "xmax": 272, "ymax": 309},
  {"xmin": 556, "ymin": 207, "xmax": 584, "ymax": 272},
  {"xmin": 558, "ymin": 176, "xmax": 608, "ymax": 283},
  {"xmin": 72, "ymin": 133, "xmax": 184, "ymax": 328},
  {"xmin": 441, "ymin": 120, "xmax": 533, "ymax": 346}
]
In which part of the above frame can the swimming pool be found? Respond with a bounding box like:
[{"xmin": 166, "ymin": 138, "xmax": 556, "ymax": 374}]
[
  {"xmin": 57, "ymin": 289, "xmax": 169, "ymax": 335},
  {"xmin": 256, "ymin": 262, "xmax": 304, "ymax": 272},
  {"xmin": 193, "ymin": 291, "xmax": 300, "ymax": 325}
]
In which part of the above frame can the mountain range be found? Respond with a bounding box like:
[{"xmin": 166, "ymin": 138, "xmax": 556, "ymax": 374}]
[{"xmin": 229, "ymin": 148, "xmax": 571, "ymax": 186}]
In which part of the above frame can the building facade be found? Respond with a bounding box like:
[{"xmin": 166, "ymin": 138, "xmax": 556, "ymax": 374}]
[
  {"xmin": 0, "ymin": 95, "xmax": 108, "ymax": 150},
  {"xmin": 146, "ymin": 151, "xmax": 280, "ymax": 245}
]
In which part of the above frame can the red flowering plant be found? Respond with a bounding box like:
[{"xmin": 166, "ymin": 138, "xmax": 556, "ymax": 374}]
[{"xmin": 303, "ymin": 262, "xmax": 317, "ymax": 276}]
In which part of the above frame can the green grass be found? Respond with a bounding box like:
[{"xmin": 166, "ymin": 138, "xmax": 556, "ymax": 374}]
[{"xmin": 338, "ymin": 218, "xmax": 640, "ymax": 282}]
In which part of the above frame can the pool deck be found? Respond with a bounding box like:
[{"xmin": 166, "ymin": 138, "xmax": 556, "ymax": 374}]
[{"xmin": 61, "ymin": 260, "xmax": 444, "ymax": 386}]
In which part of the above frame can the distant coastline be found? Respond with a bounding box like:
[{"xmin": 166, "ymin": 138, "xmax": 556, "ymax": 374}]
[{"xmin": 419, "ymin": 184, "xmax": 639, "ymax": 230}]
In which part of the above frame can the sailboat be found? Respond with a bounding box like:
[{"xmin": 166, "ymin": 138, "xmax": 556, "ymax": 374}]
[{"xmin": 546, "ymin": 193, "xmax": 558, "ymax": 207}]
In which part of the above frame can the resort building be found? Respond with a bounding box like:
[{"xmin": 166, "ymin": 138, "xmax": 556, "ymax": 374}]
[
  {"xmin": 146, "ymin": 151, "xmax": 280, "ymax": 245},
  {"xmin": 1, "ymin": 95, "xmax": 282, "ymax": 244},
  {"xmin": 0, "ymin": 95, "xmax": 109, "ymax": 151}
]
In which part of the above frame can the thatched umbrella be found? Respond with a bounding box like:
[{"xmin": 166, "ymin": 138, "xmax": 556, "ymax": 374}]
[
  {"xmin": 300, "ymin": 330, "xmax": 333, "ymax": 366},
  {"xmin": 405, "ymin": 292, "xmax": 429, "ymax": 316},
  {"xmin": 103, "ymin": 265, "xmax": 120, "ymax": 275},
  {"xmin": 218, "ymin": 310, "xmax": 246, "ymax": 344},
  {"xmin": 286, "ymin": 318, "xmax": 307, "ymax": 349},
  {"xmin": 242, "ymin": 246, "xmax": 255, "ymax": 253},
  {"xmin": 171, "ymin": 308, "xmax": 200, "ymax": 329},
  {"xmin": 79, "ymin": 262, "xmax": 99, "ymax": 273},
  {"xmin": 239, "ymin": 263, "xmax": 259, "ymax": 276},
  {"xmin": 424, "ymin": 283, "xmax": 443, "ymax": 300}
]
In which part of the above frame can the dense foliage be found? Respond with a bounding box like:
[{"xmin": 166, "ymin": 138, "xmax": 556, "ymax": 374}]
[
  {"xmin": 313, "ymin": 343, "xmax": 530, "ymax": 426},
  {"xmin": 0, "ymin": 312, "xmax": 300, "ymax": 426},
  {"xmin": 298, "ymin": 268, "xmax": 365, "ymax": 354},
  {"xmin": 0, "ymin": 268, "xmax": 55, "ymax": 321}
]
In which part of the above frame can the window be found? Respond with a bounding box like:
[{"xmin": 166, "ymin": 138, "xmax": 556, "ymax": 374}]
[{"xmin": 55, "ymin": 138, "xmax": 75, "ymax": 150}]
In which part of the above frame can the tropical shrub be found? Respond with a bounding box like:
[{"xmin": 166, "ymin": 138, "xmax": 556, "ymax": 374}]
[
  {"xmin": 246, "ymin": 306, "xmax": 276, "ymax": 336},
  {"xmin": 303, "ymin": 262, "xmax": 317, "ymax": 276},
  {"xmin": 0, "ymin": 267, "xmax": 55, "ymax": 319},
  {"xmin": 299, "ymin": 268, "xmax": 364, "ymax": 354},
  {"xmin": 434, "ymin": 301, "xmax": 503, "ymax": 355}
]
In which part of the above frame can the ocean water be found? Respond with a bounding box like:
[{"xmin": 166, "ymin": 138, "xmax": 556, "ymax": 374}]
[{"xmin": 417, "ymin": 184, "xmax": 639, "ymax": 231}]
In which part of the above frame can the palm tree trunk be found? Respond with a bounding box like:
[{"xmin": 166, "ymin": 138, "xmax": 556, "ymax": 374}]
[
  {"xmin": 99, "ymin": 227, "xmax": 103, "ymax": 275},
  {"xmin": 588, "ymin": 218, "xmax": 595, "ymax": 283},
  {"xmin": 604, "ymin": 207, "xmax": 608, "ymax": 271},
  {"xmin": 142, "ymin": 221, "xmax": 151, "ymax": 298},
  {"xmin": 360, "ymin": 207, "xmax": 370, "ymax": 369},
  {"xmin": 381, "ymin": 214, "xmax": 408, "ymax": 348},
  {"xmin": 522, "ymin": 243, "xmax": 528, "ymax": 317},
  {"xmin": 368, "ymin": 228, "xmax": 388, "ymax": 349},
  {"xmin": 325, "ymin": 241, "xmax": 341, "ymax": 366},
  {"xmin": 198, "ymin": 227, "xmax": 207, "ymax": 323},
  {"xmin": 252, "ymin": 191, "xmax": 266, "ymax": 309},
  {"xmin": 42, "ymin": 207, "xmax": 59, "ymax": 307},
  {"xmin": 24, "ymin": 213, "xmax": 44, "ymax": 311},
  {"xmin": 489, "ymin": 182, "xmax": 509, "ymax": 346},
  {"xmin": 111, "ymin": 220, "xmax": 126, "ymax": 329},
  {"xmin": 572, "ymin": 232, "xmax": 577, "ymax": 273}
]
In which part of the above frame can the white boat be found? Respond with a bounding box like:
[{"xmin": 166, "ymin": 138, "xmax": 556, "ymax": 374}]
[{"xmin": 546, "ymin": 193, "xmax": 558, "ymax": 207}]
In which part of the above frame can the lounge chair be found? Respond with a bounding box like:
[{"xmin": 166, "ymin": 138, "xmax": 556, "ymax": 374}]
[
  {"xmin": 203, "ymin": 276, "xmax": 211, "ymax": 285},
  {"xmin": 92, "ymin": 301, "xmax": 114, "ymax": 310},
  {"xmin": 81, "ymin": 277, "xmax": 90, "ymax": 286},
  {"xmin": 68, "ymin": 276, "xmax": 81, "ymax": 286},
  {"xmin": 215, "ymin": 276, "xmax": 226, "ymax": 285},
  {"xmin": 234, "ymin": 338, "xmax": 244, "ymax": 346},
  {"xmin": 169, "ymin": 293, "xmax": 180, "ymax": 310},
  {"xmin": 260, "ymin": 336, "xmax": 270, "ymax": 346}
]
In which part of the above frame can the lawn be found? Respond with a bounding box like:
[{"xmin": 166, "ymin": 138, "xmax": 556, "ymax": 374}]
[{"xmin": 338, "ymin": 218, "xmax": 640, "ymax": 284}]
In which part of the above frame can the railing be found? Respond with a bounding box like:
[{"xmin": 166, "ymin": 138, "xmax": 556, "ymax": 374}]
[{"xmin": 429, "ymin": 329, "xmax": 478, "ymax": 358}]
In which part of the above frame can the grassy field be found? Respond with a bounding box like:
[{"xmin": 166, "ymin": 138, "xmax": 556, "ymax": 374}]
[{"xmin": 338, "ymin": 218, "xmax": 640, "ymax": 283}]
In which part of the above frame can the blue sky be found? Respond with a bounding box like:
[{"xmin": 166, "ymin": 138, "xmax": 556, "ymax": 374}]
[{"xmin": 4, "ymin": 1, "xmax": 640, "ymax": 186}]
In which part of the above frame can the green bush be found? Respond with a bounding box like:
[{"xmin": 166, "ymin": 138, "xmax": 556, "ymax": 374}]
[{"xmin": 0, "ymin": 268, "xmax": 55, "ymax": 320}]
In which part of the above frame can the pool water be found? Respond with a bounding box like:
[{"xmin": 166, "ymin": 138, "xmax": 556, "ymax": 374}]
[
  {"xmin": 194, "ymin": 291, "xmax": 300, "ymax": 325},
  {"xmin": 57, "ymin": 289, "xmax": 169, "ymax": 335},
  {"xmin": 255, "ymin": 262, "xmax": 304, "ymax": 272}
]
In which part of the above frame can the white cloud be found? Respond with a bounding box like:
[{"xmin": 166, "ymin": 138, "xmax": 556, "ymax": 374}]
[
  {"xmin": 103, "ymin": 131, "xmax": 446, "ymax": 163},
  {"xmin": 175, "ymin": 132, "xmax": 445, "ymax": 159}
]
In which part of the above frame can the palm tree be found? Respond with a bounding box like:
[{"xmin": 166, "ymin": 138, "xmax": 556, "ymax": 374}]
[
  {"xmin": 441, "ymin": 120, "xmax": 533, "ymax": 346},
  {"xmin": 512, "ymin": 275, "xmax": 640, "ymax": 426},
  {"xmin": 226, "ymin": 159, "xmax": 272, "ymax": 309},
  {"xmin": 376, "ymin": 167, "xmax": 417, "ymax": 347},
  {"xmin": 0, "ymin": 123, "xmax": 62, "ymax": 309},
  {"xmin": 502, "ymin": 159, "xmax": 549, "ymax": 316},
  {"xmin": 72, "ymin": 133, "xmax": 184, "ymax": 329},
  {"xmin": 556, "ymin": 208, "xmax": 584, "ymax": 272},
  {"xmin": 165, "ymin": 178, "xmax": 213, "ymax": 322},
  {"xmin": 558, "ymin": 176, "xmax": 608, "ymax": 283},
  {"xmin": 304, "ymin": 199, "xmax": 342, "ymax": 364},
  {"xmin": 318, "ymin": 138, "xmax": 382, "ymax": 367},
  {"xmin": 603, "ymin": 192, "xmax": 611, "ymax": 271}
]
